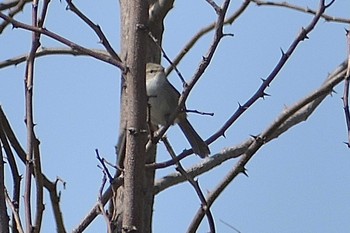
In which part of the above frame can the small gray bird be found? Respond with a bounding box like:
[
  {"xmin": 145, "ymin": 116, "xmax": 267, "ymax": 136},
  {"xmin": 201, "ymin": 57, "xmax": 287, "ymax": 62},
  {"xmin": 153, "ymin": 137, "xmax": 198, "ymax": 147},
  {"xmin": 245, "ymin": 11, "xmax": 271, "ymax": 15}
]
[{"xmin": 146, "ymin": 63, "xmax": 210, "ymax": 158}]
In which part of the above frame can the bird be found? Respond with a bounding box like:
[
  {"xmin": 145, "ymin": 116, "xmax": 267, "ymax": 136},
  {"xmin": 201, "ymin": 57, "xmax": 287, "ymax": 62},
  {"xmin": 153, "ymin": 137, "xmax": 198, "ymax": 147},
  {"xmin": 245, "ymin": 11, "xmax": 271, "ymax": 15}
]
[{"xmin": 145, "ymin": 63, "xmax": 210, "ymax": 158}]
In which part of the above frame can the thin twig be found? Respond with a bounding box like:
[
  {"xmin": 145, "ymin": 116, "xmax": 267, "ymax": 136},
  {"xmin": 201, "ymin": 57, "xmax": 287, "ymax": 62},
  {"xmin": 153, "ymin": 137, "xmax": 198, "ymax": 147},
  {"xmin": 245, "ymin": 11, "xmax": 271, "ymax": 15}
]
[
  {"xmin": 219, "ymin": 219, "xmax": 240, "ymax": 233},
  {"xmin": 96, "ymin": 149, "xmax": 114, "ymax": 182},
  {"xmin": 65, "ymin": 0, "xmax": 122, "ymax": 63},
  {"xmin": 0, "ymin": 117, "xmax": 21, "ymax": 232},
  {"xmin": 45, "ymin": 179, "xmax": 66, "ymax": 233},
  {"xmin": 342, "ymin": 29, "xmax": 350, "ymax": 146},
  {"xmin": 98, "ymin": 173, "xmax": 112, "ymax": 233},
  {"xmin": 72, "ymin": 177, "xmax": 123, "ymax": 233},
  {"xmin": 0, "ymin": 12, "xmax": 124, "ymax": 70},
  {"xmin": 0, "ymin": 142, "xmax": 9, "ymax": 232},
  {"xmin": 166, "ymin": 0, "xmax": 250, "ymax": 76},
  {"xmin": 0, "ymin": 47, "xmax": 108, "ymax": 69},
  {"xmin": 5, "ymin": 189, "xmax": 24, "ymax": 233},
  {"xmin": 0, "ymin": 0, "xmax": 30, "ymax": 11},
  {"xmin": 28, "ymin": 1, "xmax": 52, "ymax": 231},
  {"xmin": 251, "ymin": 0, "xmax": 350, "ymax": 24},
  {"xmin": 186, "ymin": 109, "xmax": 214, "ymax": 117},
  {"xmin": 147, "ymin": 31, "xmax": 187, "ymax": 85},
  {"xmin": 0, "ymin": 0, "xmax": 31, "ymax": 33},
  {"xmin": 23, "ymin": 0, "xmax": 41, "ymax": 230},
  {"xmin": 0, "ymin": 106, "xmax": 67, "ymax": 232},
  {"xmin": 162, "ymin": 136, "xmax": 216, "ymax": 233},
  {"xmin": 205, "ymin": 0, "xmax": 221, "ymax": 14}
]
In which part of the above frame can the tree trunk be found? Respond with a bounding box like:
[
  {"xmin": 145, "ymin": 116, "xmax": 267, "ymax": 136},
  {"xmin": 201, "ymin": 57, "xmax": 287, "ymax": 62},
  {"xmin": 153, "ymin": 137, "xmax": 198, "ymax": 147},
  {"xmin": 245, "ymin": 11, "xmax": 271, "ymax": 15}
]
[{"xmin": 112, "ymin": 1, "xmax": 174, "ymax": 232}]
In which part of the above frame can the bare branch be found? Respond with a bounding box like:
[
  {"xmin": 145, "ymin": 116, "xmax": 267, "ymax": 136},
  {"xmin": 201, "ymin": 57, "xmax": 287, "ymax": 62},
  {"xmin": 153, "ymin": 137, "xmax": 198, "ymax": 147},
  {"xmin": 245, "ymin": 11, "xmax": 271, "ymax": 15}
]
[
  {"xmin": 0, "ymin": 0, "xmax": 30, "ymax": 11},
  {"xmin": 0, "ymin": 47, "xmax": 108, "ymax": 69},
  {"xmin": 187, "ymin": 2, "xmax": 339, "ymax": 228},
  {"xmin": 0, "ymin": 115, "xmax": 21, "ymax": 232},
  {"xmin": 162, "ymin": 136, "xmax": 216, "ymax": 233},
  {"xmin": 166, "ymin": 0, "xmax": 251, "ymax": 76},
  {"xmin": 186, "ymin": 63, "xmax": 346, "ymax": 233},
  {"xmin": 342, "ymin": 29, "xmax": 350, "ymax": 146},
  {"xmin": 153, "ymin": 138, "xmax": 253, "ymax": 193},
  {"xmin": 5, "ymin": 189, "xmax": 24, "ymax": 233},
  {"xmin": 65, "ymin": 0, "xmax": 122, "ymax": 63},
  {"xmin": 0, "ymin": 142, "xmax": 9, "ymax": 232},
  {"xmin": 154, "ymin": 57, "xmax": 347, "ymax": 197},
  {"xmin": 205, "ymin": 0, "xmax": 221, "ymax": 14},
  {"xmin": 23, "ymin": 0, "xmax": 42, "ymax": 230},
  {"xmin": 72, "ymin": 177, "xmax": 123, "ymax": 233},
  {"xmin": 147, "ymin": 31, "xmax": 187, "ymax": 85},
  {"xmin": 0, "ymin": 0, "xmax": 31, "ymax": 33},
  {"xmin": 98, "ymin": 173, "xmax": 112, "ymax": 233},
  {"xmin": 44, "ymin": 179, "xmax": 67, "ymax": 233},
  {"xmin": 0, "ymin": 106, "xmax": 67, "ymax": 233},
  {"xmin": 96, "ymin": 149, "xmax": 114, "ymax": 182},
  {"xmin": 0, "ymin": 12, "xmax": 125, "ymax": 70},
  {"xmin": 250, "ymin": 0, "xmax": 349, "ymax": 24}
]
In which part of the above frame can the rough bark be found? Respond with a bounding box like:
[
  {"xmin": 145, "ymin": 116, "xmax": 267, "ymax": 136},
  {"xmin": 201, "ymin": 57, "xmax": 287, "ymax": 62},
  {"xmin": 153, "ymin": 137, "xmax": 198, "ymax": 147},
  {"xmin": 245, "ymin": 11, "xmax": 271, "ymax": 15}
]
[{"xmin": 113, "ymin": 1, "xmax": 174, "ymax": 232}]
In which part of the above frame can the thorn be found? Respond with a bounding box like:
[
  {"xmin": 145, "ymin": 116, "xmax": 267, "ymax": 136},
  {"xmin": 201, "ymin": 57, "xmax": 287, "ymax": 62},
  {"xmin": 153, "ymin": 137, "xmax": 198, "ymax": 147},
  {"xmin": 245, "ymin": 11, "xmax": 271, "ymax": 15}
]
[
  {"xmin": 261, "ymin": 92, "xmax": 271, "ymax": 99},
  {"xmin": 250, "ymin": 134, "xmax": 260, "ymax": 139},
  {"xmin": 300, "ymin": 27, "xmax": 309, "ymax": 40},
  {"xmin": 260, "ymin": 78, "xmax": 269, "ymax": 87},
  {"xmin": 182, "ymin": 82, "xmax": 188, "ymax": 89},
  {"xmin": 223, "ymin": 33, "xmax": 234, "ymax": 37},
  {"xmin": 241, "ymin": 168, "xmax": 249, "ymax": 177},
  {"xmin": 280, "ymin": 48, "xmax": 285, "ymax": 56},
  {"xmin": 237, "ymin": 102, "xmax": 247, "ymax": 110},
  {"xmin": 343, "ymin": 142, "xmax": 350, "ymax": 148},
  {"xmin": 345, "ymin": 28, "xmax": 349, "ymax": 35}
]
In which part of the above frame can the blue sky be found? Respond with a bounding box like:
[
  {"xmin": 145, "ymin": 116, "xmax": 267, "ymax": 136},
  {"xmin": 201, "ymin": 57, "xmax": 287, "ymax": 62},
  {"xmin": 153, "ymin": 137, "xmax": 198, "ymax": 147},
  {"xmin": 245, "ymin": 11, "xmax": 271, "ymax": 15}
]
[{"xmin": 1, "ymin": 0, "xmax": 350, "ymax": 232}]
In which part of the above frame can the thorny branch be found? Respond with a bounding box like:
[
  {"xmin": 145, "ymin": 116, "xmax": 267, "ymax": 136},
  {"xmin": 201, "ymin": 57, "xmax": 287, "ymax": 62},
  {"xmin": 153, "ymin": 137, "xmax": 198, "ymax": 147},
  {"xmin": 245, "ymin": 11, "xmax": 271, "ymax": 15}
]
[
  {"xmin": 166, "ymin": 0, "xmax": 251, "ymax": 76},
  {"xmin": 0, "ymin": 106, "xmax": 67, "ymax": 233},
  {"xmin": 0, "ymin": 47, "xmax": 108, "ymax": 69},
  {"xmin": 0, "ymin": 0, "xmax": 31, "ymax": 33},
  {"xmin": 0, "ymin": 142, "xmax": 9, "ymax": 233},
  {"xmin": 98, "ymin": 173, "xmax": 112, "ymax": 233},
  {"xmin": 23, "ymin": 0, "xmax": 42, "ymax": 231},
  {"xmin": 251, "ymin": 0, "xmax": 350, "ymax": 24},
  {"xmin": 342, "ymin": 29, "xmax": 350, "ymax": 146},
  {"xmin": 5, "ymin": 189, "xmax": 24, "ymax": 233},
  {"xmin": 154, "ymin": 61, "xmax": 347, "ymax": 195},
  {"xmin": 0, "ymin": 116, "xmax": 21, "ymax": 232},
  {"xmin": 65, "ymin": 0, "xmax": 122, "ymax": 63},
  {"xmin": 187, "ymin": 1, "xmax": 335, "ymax": 230},
  {"xmin": 0, "ymin": 12, "xmax": 125, "ymax": 70},
  {"xmin": 162, "ymin": 136, "xmax": 216, "ymax": 233}
]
